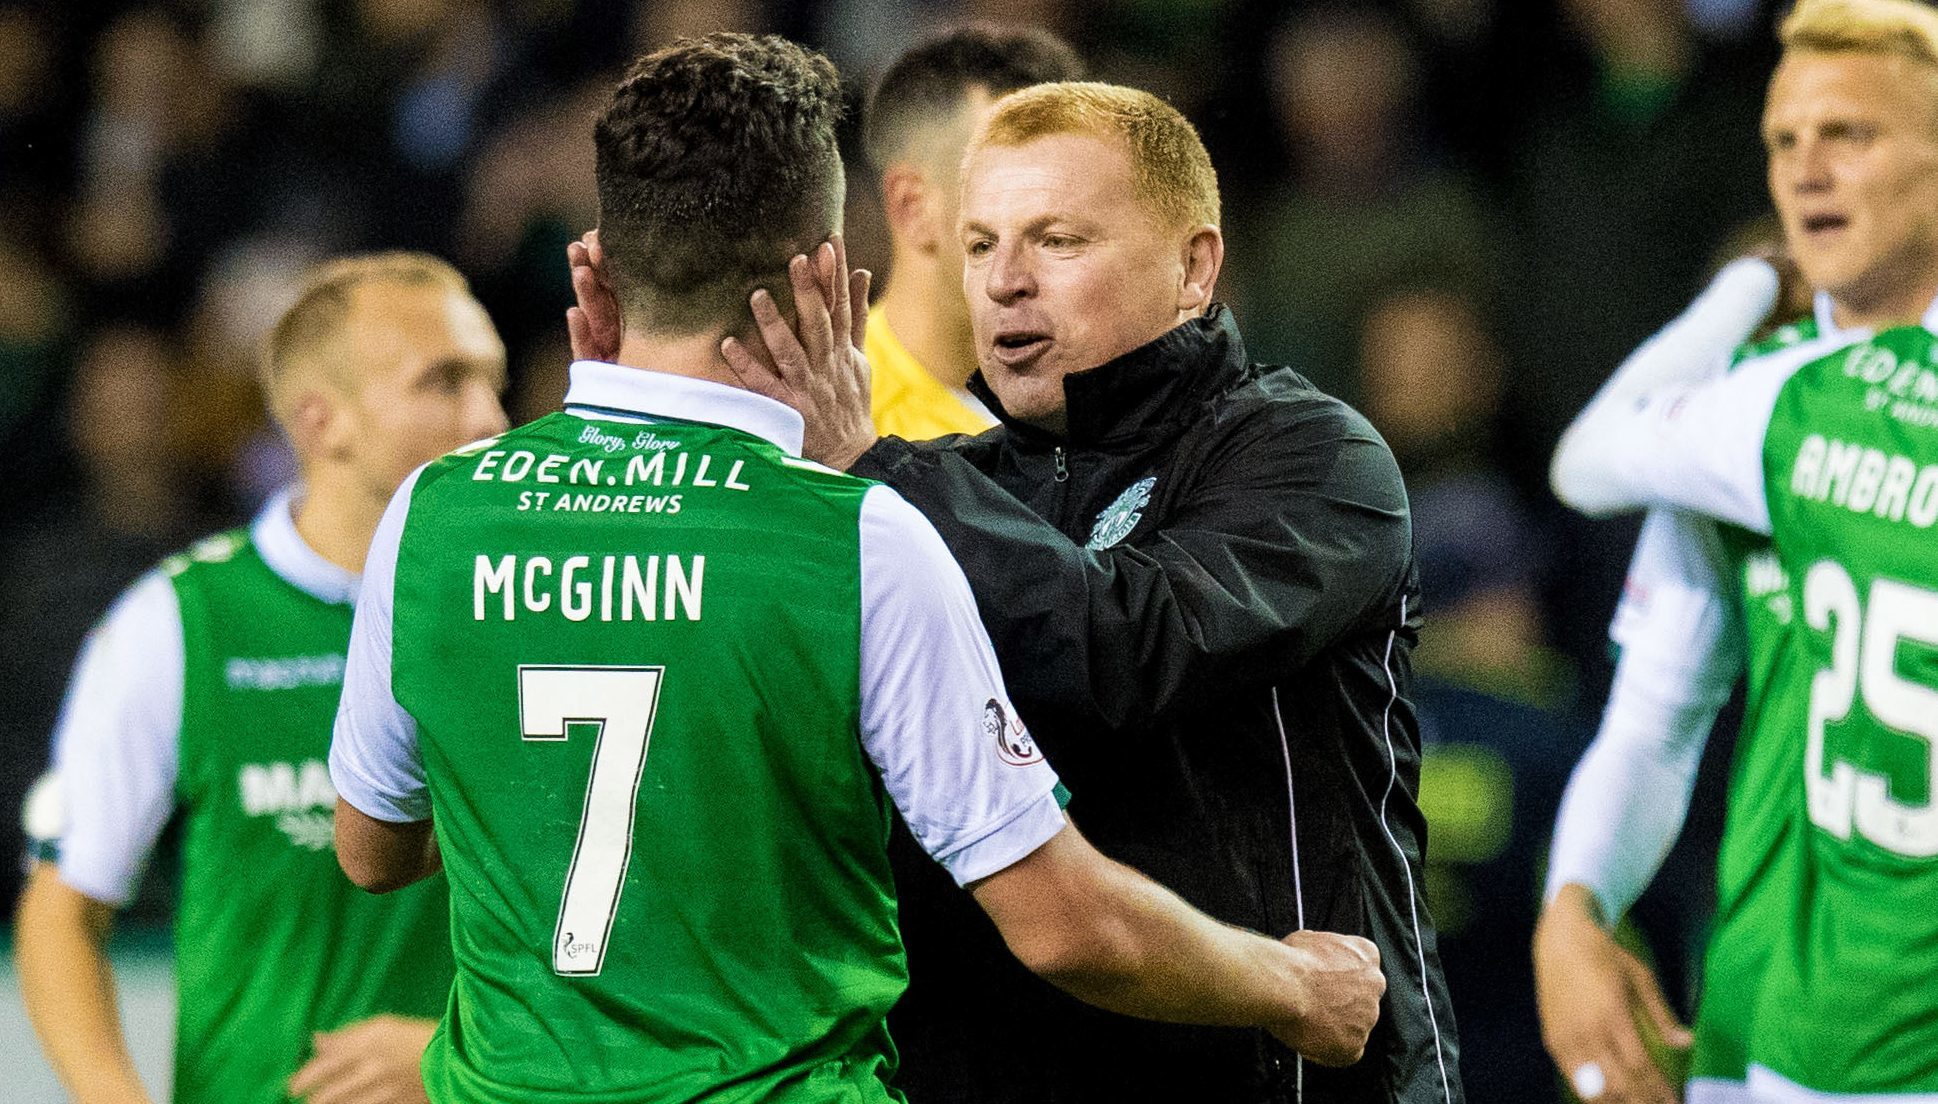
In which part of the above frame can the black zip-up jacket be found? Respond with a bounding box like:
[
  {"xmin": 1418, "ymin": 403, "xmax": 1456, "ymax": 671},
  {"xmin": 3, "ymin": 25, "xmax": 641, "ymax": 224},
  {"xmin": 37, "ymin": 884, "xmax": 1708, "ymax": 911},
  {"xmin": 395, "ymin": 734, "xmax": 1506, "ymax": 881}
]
[{"xmin": 856, "ymin": 307, "xmax": 1462, "ymax": 1104}]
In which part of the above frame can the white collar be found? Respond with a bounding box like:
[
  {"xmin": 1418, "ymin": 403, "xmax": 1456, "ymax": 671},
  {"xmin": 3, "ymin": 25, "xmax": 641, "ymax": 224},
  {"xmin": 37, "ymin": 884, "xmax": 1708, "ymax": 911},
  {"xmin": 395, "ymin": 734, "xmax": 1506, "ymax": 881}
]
[
  {"xmin": 251, "ymin": 486, "xmax": 358, "ymax": 606},
  {"xmin": 561, "ymin": 361, "xmax": 805, "ymax": 456},
  {"xmin": 1810, "ymin": 288, "xmax": 1938, "ymax": 338},
  {"xmin": 1813, "ymin": 290, "xmax": 1841, "ymax": 339}
]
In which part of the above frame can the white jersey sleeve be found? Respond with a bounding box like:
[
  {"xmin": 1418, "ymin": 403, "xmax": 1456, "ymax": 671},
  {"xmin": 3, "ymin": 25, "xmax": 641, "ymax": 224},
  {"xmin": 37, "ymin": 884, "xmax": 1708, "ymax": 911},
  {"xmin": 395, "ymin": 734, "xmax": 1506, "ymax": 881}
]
[
  {"xmin": 329, "ymin": 468, "xmax": 431, "ymax": 823},
  {"xmin": 49, "ymin": 571, "xmax": 185, "ymax": 906},
  {"xmin": 1551, "ymin": 258, "xmax": 1804, "ymax": 533},
  {"xmin": 1546, "ymin": 510, "xmax": 1745, "ymax": 919},
  {"xmin": 857, "ymin": 485, "xmax": 1065, "ymax": 885}
]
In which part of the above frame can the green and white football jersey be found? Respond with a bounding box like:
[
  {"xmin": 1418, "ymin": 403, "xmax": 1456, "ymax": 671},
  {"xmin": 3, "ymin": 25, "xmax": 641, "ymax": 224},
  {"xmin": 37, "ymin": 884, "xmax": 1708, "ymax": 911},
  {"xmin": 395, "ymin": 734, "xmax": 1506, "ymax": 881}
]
[
  {"xmin": 1692, "ymin": 315, "xmax": 1830, "ymax": 1094},
  {"xmin": 1547, "ymin": 304, "xmax": 1838, "ymax": 1100},
  {"xmin": 42, "ymin": 489, "xmax": 453, "ymax": 1103},
  {"xmin": 1561, "ymin": 289, "xmax": 1938, "ymax": 1095},
  {"xmin": 331, "ymin": 362, "xmax": 1065, "ymax": 1104}
]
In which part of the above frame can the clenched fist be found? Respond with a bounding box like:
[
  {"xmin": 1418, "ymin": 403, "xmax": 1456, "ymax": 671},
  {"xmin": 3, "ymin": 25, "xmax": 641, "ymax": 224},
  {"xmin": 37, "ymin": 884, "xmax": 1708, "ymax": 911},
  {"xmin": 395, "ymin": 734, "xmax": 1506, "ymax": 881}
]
[{"xmin": 1271, "ymin": 929, "xmax": 1386, "ymax": 1067}]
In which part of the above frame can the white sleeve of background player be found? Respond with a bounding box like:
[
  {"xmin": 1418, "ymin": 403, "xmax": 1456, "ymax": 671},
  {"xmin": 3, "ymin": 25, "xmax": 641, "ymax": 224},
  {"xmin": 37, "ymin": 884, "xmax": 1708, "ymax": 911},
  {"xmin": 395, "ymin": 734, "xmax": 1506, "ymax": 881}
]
[
  {"xmin": 1552, "ymin": 258, "xmax": 1789, "ymax": 532},
  {"xmin": 1546, "ymin": 510, "xmax": 1745, "ymax": 921},
  {"xmin": 857, "ymin": 485, "xmax": 1065, "ymax": 885},
  {"xmin": 329, "ymin": 468, "xmax": 431, "ymax": 823},
  {"xmin": 49, "ymin": 571, "xmax": 184, "ymax": 906}
]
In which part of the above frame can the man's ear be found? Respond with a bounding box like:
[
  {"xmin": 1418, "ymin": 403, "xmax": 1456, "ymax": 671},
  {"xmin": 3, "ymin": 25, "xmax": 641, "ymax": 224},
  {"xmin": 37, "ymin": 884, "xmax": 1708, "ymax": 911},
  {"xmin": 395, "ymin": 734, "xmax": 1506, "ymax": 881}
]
[
  {"xmin": 1177, "ymin": 226, "xmax": 1225, "ymax": 315},
  {"xmin": 286, "ymin": 385, "xmax": 351, "ymax": 466},
  {"xmin": 881, "ymin": 163, "xmax": 942, "ymax": 255}
]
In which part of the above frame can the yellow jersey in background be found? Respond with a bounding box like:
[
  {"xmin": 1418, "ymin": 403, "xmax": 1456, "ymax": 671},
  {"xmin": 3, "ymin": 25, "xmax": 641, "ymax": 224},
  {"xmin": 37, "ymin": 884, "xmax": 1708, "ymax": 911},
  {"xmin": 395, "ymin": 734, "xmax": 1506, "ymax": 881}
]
[{"xmin": 865, "ymin": 315, "xmax": 996, "ymax": 440}]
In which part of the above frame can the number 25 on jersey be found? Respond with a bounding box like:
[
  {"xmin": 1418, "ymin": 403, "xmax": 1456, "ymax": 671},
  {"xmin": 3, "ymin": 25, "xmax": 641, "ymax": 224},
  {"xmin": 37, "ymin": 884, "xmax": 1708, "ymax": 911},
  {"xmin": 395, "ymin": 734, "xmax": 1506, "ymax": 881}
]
[{"xmin": 1804, "ymin": 563, "xmax": 1938, "ymax": 858}]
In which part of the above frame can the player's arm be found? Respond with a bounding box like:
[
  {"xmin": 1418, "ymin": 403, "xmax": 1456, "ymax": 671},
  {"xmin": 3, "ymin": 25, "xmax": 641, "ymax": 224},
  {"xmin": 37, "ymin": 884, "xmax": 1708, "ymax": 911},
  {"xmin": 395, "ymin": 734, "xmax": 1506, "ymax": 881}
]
[
  {"xmin": 310, "ymin": 472, "xmax": 438, "ymax": 1095},
  {"xmin": 855, "ymin": 487, "xmax": 1383, "ymax": 1067},
  {"xmin": 330, "ymin": 468, "xmax": 438, "ymax": 893},
  {"xmin": 15, "ymin": 574, "xmax": 185, "ymax": 1104},
  {"xmin": 1533, "ymin": 511, "xmax": 1743, "ymax": 1104},
  {"xmin": 16, "ymin": 866, "xmax": 149, "ymax": 1104},
  {"xmin": 969, "ymin": 821, "xmax": 1383, "ymax": 1065},
  {"xmin": 1551, "ymin": 258, "xmax": 1803, "ymax": 532},
  {"xmin": 1545, "ymin": 511, "xmax": 1745, "ymax": 920},
  {"xmin": 333, "ymin": 803, "xmax": 439, "ymax": 893}
]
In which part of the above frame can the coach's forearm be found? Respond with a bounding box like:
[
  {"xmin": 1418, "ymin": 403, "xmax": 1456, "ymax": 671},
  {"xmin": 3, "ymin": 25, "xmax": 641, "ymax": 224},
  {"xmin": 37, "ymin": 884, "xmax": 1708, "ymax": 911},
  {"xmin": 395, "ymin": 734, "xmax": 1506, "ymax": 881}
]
[{"xmin": 15, "ymin": 863, "xmax": 152, "ymax": 1104}]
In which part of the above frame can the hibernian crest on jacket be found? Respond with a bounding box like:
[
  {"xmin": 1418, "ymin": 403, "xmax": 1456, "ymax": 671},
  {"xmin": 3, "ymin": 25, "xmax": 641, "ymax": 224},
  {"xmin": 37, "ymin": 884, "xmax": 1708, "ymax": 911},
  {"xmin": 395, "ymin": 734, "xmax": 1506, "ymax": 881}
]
[{"xmin": 1086, "ymin": 476, "xmax": 1156, "ymax": 550}]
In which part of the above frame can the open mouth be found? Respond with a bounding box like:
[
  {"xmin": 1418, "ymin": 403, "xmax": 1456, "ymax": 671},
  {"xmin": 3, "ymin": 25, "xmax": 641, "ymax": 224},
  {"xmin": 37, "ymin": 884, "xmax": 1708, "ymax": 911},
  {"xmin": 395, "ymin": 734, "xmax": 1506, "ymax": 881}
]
[{"xmin": 992, "ymin": 332, "xmax": 1051, "ymax": 366}]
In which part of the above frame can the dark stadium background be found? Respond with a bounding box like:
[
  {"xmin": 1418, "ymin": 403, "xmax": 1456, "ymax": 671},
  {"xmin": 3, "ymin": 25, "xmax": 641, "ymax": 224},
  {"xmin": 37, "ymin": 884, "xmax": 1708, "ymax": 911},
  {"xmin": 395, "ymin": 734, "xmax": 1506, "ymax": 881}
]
[{"xmin": 0, "ymin": 0, "xmax": 1791, "ymax": 1098}]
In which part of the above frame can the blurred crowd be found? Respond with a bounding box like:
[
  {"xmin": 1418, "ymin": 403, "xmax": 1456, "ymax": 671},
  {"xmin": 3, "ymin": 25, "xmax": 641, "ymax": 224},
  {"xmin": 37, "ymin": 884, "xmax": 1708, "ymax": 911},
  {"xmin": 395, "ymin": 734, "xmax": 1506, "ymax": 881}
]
[{"xmin": 1, "ymin": 0, "xmax": 1794, "ymax": 1096}]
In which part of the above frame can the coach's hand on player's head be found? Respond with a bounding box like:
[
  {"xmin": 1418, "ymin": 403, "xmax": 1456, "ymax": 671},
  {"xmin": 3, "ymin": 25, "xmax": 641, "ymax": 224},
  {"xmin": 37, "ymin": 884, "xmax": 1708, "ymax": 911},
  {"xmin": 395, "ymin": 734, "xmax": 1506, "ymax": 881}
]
[
  {"xmin": 721, "ymin": 233, "xmax": 879, "ymax": 471},
  {"xmin": 566, "ymin": 229, "xmax": 622, "ymax": 363},
  {"xmin": 287, "ymin": 1013, "xmax": 435, "ymax": 1104},
  {"xmin": 1534, "ymin": 884, "xmax": 1690, "ymax": 1104},
  {"xmin": 1269, "ymin": 930, "xmax": 1385, "ymax": 1067}
]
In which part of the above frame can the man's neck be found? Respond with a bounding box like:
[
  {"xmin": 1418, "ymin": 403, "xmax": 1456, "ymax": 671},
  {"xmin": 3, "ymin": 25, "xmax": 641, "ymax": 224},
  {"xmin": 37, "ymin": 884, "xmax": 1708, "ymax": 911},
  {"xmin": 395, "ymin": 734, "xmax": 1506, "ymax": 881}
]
[
  {"xmin": 877, "ymin": 256, "xmax": 977, "ymax": 390},
  {"xmin": 613, "ymin": 329, "xmax": 744, "ymax": 390},
  {"xmin": 292, "ymin": 479, "xmax": 386, "ymax": 575},
  {"xmin": 1830, "ymin": 275, "xmax": 1938, "ymax": 333}
]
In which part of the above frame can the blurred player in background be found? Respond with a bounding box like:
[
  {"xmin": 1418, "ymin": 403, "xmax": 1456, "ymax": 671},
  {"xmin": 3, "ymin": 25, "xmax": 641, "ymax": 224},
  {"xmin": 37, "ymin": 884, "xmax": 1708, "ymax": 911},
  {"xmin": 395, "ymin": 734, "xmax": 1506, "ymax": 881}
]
[
  {"xmin": 332, "ymin": 34, "xmax": 1383, "ymax": 1104},
  {"xmin": 13, "ymin": 252, "xmax": 508, "ymax": 1104},
  {"xmin": 1543, "ymin": 1, "xmax": 1938, "ymax": 1100},
  {"xmin": 858, "ymin": 25, "xmax": 1082, "ymax": 438}
]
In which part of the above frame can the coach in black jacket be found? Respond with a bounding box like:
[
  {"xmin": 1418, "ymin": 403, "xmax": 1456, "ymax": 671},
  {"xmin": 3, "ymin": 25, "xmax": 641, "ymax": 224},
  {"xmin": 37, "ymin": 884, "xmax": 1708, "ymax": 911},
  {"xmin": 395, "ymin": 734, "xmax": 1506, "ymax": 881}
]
[
  {"xmin": 847, "ymin": 87, "xmax": 1457, "ymax": 1104},
  {"xmin": 862, "ymin": 296, "xmax": 1459, "ymax": 1104},
  {"xmin": 575, "ymin": 77, "xmax": 1458, "ymax": 1104}
]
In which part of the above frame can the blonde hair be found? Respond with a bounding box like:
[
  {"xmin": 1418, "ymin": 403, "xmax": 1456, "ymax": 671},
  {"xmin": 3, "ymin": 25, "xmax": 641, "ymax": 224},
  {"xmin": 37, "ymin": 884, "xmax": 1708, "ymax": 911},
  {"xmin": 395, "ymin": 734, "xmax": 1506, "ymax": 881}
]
[
  {"xmin": 973, "ymin": 81, "xmax": 1220, "ymax": 230},
  {"xmin": 261, "ymin": 251, "xmax": 470, "ymax": 422},
  {"xmin": 1782, "ymin": 0, "xmax": 1938, "ymax": 65}
]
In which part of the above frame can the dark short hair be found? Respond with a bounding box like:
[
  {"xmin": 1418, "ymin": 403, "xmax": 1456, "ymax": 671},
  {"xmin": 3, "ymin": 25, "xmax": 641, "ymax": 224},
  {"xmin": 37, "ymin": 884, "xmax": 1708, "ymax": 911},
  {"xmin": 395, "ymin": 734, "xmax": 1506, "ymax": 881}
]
[
  {"xmin": 863, "ymin": 25, "xmax": 1085, "ymax": 169},
  {"xmin": 594, "ymin": 33, "xmax": 845, "ymax": 334}
]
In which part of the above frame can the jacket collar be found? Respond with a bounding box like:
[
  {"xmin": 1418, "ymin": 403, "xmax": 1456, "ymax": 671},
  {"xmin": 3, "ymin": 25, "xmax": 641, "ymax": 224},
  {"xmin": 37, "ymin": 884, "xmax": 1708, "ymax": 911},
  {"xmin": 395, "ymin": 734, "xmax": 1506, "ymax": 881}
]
[
  {"xmin": 970, "ymin": 304, "xmax": 1250, "ymax": 448},
  {"xmin": 563, "ymin": 360, "xmax": 806, "ymax": 456}
]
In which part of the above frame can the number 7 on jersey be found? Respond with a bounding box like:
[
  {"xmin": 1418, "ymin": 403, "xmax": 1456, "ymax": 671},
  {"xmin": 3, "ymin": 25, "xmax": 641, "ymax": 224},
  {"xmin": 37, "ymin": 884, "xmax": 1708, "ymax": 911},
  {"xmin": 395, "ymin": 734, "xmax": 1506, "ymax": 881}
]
[{"xmin": 518, "ymin": 665, "xmax": 665, "ymax": 976}]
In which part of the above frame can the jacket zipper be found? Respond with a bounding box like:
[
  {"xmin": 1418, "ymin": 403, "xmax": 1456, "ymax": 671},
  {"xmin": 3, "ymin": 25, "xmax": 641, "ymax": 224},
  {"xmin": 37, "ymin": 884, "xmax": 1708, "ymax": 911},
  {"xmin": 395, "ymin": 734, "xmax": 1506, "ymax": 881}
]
[{"xmin": 1053, "ymin": 446, "xmax": 1069, "ymax": 483}]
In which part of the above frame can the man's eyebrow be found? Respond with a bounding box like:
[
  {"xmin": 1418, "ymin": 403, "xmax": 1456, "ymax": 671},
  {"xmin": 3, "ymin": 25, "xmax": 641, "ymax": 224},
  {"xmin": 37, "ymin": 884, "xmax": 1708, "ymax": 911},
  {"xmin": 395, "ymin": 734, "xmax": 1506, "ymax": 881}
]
[
  {"xmin": 421, "ymin": 354, "xmax": 503, "ymax": 381},
  {"xmin": 960, "ymin": 213, "xmax": 1105, "ymax": 239}
]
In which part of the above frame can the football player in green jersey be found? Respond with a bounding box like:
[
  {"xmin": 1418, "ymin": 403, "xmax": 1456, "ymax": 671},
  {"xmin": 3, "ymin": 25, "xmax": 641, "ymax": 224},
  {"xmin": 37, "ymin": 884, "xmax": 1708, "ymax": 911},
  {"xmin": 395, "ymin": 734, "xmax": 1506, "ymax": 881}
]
[
  {"xmin": 15, "ymin": 252, "xmax": 509, "ymax": 1104},
  {"xmin": 1545, "ymin": 2, "xmax": 1938, "ymax": 1099},
  {"xmin": 330, "ymin": 34, "xmax": 1386, "ymax": 1104}
]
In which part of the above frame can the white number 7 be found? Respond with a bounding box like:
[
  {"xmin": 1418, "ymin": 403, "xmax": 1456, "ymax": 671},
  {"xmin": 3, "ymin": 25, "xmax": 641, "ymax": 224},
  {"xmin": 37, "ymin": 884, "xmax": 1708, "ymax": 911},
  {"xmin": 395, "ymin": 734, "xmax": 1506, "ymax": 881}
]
[{"xmin": 518, "ymin": 665, "xmax": 665, "ymax": 976}]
